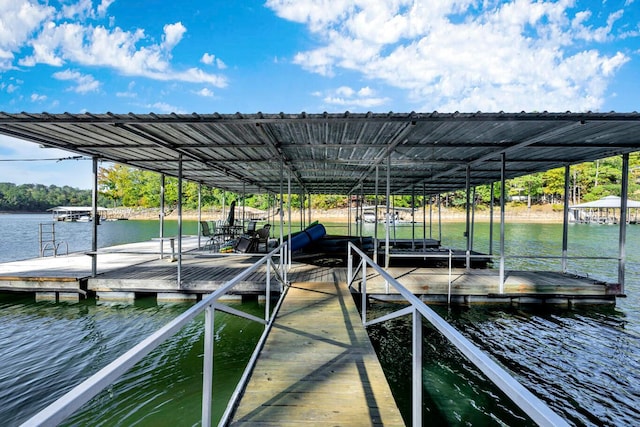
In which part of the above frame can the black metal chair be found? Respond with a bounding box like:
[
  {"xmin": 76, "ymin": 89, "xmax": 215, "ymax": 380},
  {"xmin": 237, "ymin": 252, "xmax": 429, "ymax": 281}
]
[
  {"xmin": 200, "ymin": 221, "xmax": 217, "ymax": 250},
  {"xmin": 255, "ymin": 224, "xmax": 271, "ymax": 252}
]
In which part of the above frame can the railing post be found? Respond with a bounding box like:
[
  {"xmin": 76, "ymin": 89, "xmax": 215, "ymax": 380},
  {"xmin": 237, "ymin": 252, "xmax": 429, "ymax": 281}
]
[
  {"xmin": 347, "ymin": 246, "xmax": 353, "ymax": 285},
  {"xmin": 281, "ymin": 246, "xmax": 287, "ymax": 285},
  {"xmin": 412, "ymin": 307, "xmax": 423, "ymax": 427},
  {"xmin": 201, "ymin": 304, "xmax": 215, "ymax": 426},
  {"xmin": 448, "ymin": 249, "xmax": 453, "ymax": 305},
  {"xmin": 361, "ymin": 261, "xmax": 367, "ymax": 325},
  {"xmin": 266, "ymin": 258, "xmax": 271, "ymax": 322}
]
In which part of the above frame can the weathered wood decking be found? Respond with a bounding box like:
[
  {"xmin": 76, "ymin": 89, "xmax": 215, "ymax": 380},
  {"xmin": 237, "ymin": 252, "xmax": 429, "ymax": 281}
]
[
  {"xmin": 229, "ymin": 281, "xmax": 405, "ymax": 426},
  {"xmin": 360, "ymin": 266, "xmax": 620, "ymax": 304},
  {"xmin": 0, "ymin": 237, "xmax": 621, "ymax": 305}
]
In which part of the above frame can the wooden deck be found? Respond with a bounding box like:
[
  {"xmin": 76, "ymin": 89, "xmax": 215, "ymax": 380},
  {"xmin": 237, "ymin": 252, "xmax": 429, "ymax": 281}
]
[
  {"xmin": 358, "ymin": 267, "xmax": 620, "ymax": 305},
  {"xmin": 0, "ymin": 236, "xmax": 621, "ymax": 305},
  {"xmin": 229, "ymin": 281, "xmax": 405, "ymax": 426}
]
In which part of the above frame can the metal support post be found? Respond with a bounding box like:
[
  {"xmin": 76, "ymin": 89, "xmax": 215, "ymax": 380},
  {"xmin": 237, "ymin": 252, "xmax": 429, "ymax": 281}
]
[
  {"xmin": 160, "ymin": 174, "xmax": 165, "ymax": 258},
  {"xmin": 619, "ymin": 154, "xmax": 629, "ymax": 292},
  {"xmin": 201, "ymin": 305, "xmax": 215, "ymax": 426},
  {"xmin": 91, "ymin": 157, "xmax": 98, "ymax": 277},
  {"xmin": 489, "ymin": 182, "xmax": 495, "ymax": 255},
  {"xmin": 412, "ymin": 308, "xmax": 423, "ymax": 426},
  {"xmin": 499, "ymin": 154, "xmax": 506, "ymax": 293},
  {"xmin": 177, "ymin": 154, "xmax": 183, "ymax": 285},
  {"xmin": 361, "ymin": 261, "xmax": 367, "ymax": 325},
  {"xmin": 198, "ymin": 183, "xmax": 202, "ymax": 249},
  {"xmin": 562, "ymin": 166, "xmax": 570, "ymax": 273},
  {"xmin": 465, "ymin": 165, "xmax": 471, "ymax": 270}
]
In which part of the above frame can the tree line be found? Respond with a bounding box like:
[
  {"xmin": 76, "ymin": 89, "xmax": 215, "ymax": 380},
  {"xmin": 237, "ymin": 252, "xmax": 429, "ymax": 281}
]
[
  {"xmin": 0, "ymin": 182, "xmax": 109, "ymax": 212},
  {"xmin": 1, "ymin": 154, "xmax": 638, "ymax": 213}
]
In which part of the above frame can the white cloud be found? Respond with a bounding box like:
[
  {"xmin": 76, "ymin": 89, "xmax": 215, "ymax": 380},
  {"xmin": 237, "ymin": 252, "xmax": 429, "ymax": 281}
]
[
  {"xmin": 15, "ymin": 15, "xmax": 227, "ymax": 87},
  {"xmin": 60, "ymin": 0, "xmax": 94, "ymax": 20},
  {"xmin": 162, "ymin": 22, "xmax": 186, "ymax": 50},
  {"xmin": 52, "ymin": 69, "xmax": 100, "ymax": 93},
  {"xmin": 30, "ymin": 93, "xmax": 46, "ymax": 102},
  {"xmin": 146, "ymin": 101, "xmax": 186, "ymax": 114},
  {"xmin": 317, "ymin": 85, "xmax": 389, "ymax": 109},
  {"xmin": 201, "ymin": 53, "xmax": 227, "ymax": 69},
  {"xmin": 269, "ymin": 0, "xmax": 634, "ymax": 112},
  {"xmin": 0, "ymin": 0, "xmax": 54, "ymax": 69},
  {"xmin": 201, "ymin": 53, "xmax": 215, "ymax": 64},
  {"xmin": 116, "ymin": 81, "xmax": 137, "ymax": 98},
  {"xmin": 97, "ymin": 0, "xmax": 115, "ymax": 17},
  {"xmin": 194, "ymin": 88, "xmax": 214, "ymax": 97}
]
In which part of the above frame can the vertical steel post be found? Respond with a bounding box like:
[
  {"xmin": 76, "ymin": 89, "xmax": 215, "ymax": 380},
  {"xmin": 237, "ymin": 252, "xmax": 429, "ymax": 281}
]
[
  {"xmin": 348, "ymin": 193, "xmax": 352, "ymax": 236},
  {"xmin": 489, "ymin": 182, "xmax": 494, "ymax": 255},
  {"xmin": 470, "ymin": 186, "xmax": 476, "ymax": 252},
  {"xmin": 301, "ymin": 190, "xmax": 304, "ymax": 230},
  {"xmin": 385, "ymin": 156, "xmax": 391, "ymax": 271},
  {"xmin": 177, "ymin": 154, "xmax": 183, "ymax": 285},
  {"xmin": 91, "ymin": 157, "xmax": 98, "ymax": 277},
  {"xmin": 198, "ymin": 183, "xmax": 202, "ymax": 249},
  {"xmin": 361, "ymin": 261, "xmax": 367, "ymax": 325},
  {"xmin": 287, "ymin": 172, "xmax": 292, "ymax": 270},
  {"xmin": 423, "ymin": 183, "xmax": 427, "ymax": 246},
  {"xmin": 347, "ymin": 249, "xmax": 353, "ymax": 286},
  {"xmin": 562, "ymin": 165, "xmax": 570, "ymax": 273},
  {"xmin": 201, "ymin": 304, "xmax": 215, "ymax": 426},
  {"xmin": 160, "ymin": 174, "xmax": 165, "ymax": 258},
  {"xmin": 279, "ymin": 159, "xmax": 284, "ymax": 250},
  {"xmin": 412, "ymin": 307, "xmax": 423, "ymax": 426},
  {"xmin": 374, "ymin": 165, "xmax": 379, "ymax": 263},
  {"xmin": 438, "ymin": 194, "xmax": 442, "ymax": 242},
  {"xmin": 619, "ymin": 154, "xmax": 629, "ymax": 292},
  {"xmin": 411, "ymin": 186, "xmax": 416, "ymax": 250},
  {"xmin": 360, "ymin": 185, "xmax": 365, "ymax": 237},
  {"xmin": 266, "ymin": 258, "xmax": 271, "ymax": 322},
  {"xmin": 499, "ymin": 154, "xmax": 506, "ymax": 293},
  {"xmin": 465, "ymin": 165, "xmax": 471, "ymax": 270}
]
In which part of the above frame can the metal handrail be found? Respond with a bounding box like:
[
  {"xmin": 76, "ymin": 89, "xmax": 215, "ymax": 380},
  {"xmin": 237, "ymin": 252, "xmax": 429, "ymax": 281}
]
[
  {"xmin": 21, "ymin": 244, "xmax": 289, "ymax": 427},
  {"xmin": 347, "ymin": 242, "xmax": 569, "ymax": 427}
]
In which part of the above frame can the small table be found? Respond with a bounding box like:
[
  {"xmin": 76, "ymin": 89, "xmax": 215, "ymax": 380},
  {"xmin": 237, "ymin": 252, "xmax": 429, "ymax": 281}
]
[{"xmin": 152, "ymin": 237, "xmax": 176, "ymax": 261}]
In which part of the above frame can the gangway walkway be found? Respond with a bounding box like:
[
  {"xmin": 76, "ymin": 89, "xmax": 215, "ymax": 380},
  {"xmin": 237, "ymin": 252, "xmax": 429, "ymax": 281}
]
[{"xmin": 229, "ymin": 281, "xmax": 405, "ymax": 426}]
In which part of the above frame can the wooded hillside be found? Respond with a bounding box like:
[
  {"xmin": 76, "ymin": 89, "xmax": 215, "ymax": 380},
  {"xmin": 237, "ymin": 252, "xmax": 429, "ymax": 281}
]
[{"xmin": 2, "ymin": 154, "xmax": 638, "ymax": 212}]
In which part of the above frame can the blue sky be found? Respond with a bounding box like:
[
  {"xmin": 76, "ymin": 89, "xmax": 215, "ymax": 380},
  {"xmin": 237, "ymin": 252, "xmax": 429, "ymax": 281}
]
[{"xmin": 0, "ymin": 0, "xmax": 638, "ymax": 188}]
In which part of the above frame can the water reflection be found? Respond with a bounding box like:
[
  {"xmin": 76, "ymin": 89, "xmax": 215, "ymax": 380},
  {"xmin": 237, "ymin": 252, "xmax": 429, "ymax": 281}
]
[{"xmin": 367, "ymin": 302, "xmax": 640, "ymax": 426}]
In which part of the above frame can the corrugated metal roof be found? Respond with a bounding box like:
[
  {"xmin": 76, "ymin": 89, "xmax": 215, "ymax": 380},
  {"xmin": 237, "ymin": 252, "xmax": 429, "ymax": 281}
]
[{"xmin": 0, "ymin": 111, "xmax": 638, "ymax": 195}]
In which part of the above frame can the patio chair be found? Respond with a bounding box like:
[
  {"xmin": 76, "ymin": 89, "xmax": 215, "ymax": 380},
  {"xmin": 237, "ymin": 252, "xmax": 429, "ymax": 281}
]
[
  {"xmin": 255, "ymin": 224, "xmax": 271, "ymax": 253},
  {"xmin": 200, "ymin": 221, "xmax": 217, "ymax": 250}
]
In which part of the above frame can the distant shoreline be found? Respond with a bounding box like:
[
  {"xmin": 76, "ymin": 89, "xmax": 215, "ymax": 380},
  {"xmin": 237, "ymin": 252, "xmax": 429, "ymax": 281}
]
[{"xmin": 0, "ymin": 206, "xmax": 565, "ymax": 223}]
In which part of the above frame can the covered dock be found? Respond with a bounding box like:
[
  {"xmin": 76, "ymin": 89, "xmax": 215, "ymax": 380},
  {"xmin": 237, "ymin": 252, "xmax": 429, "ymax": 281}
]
[
  {"xmin": 3, "ymin": 111, "xmax": 638, "ymax": 426},
  {"xmin": 569, "ymin": 195, "xmax": 640, "ymax": 224},
  {"xmin": 0, "ymin": 111, "xmax": 638, "ymax": 299}
]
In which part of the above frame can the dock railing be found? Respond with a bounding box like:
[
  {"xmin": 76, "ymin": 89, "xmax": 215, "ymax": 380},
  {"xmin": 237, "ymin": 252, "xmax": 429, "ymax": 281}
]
[
  {"xmin": 381, "ymin": 247, "xmax": 620, "ymax": 297},
  {"xmin": 347, "ymin": 242, "xmax": 569, "ymax": 427},
  {"xmin": 20, "ymin": 244, "xmax": 290, "ymax": 427}
]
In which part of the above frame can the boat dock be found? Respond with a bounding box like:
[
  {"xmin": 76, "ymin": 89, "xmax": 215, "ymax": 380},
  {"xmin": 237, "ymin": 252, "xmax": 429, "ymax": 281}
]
[
  {"xmin": 229, "ymin": 281, "xmax": 404, "ymax": 426},
  {"xmin": 0, "ymin": 238, "xmax": 619, "ymax": 305},
  {"xmin": 4, "ymin": 241, "xmax": 617, "ymax": 426}
]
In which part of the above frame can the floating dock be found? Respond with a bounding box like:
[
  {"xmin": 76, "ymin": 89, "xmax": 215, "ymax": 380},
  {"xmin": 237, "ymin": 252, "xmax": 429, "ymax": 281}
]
[{"xmin": 0, "ymin": 238, "xmax": 620, "ymax": 305}]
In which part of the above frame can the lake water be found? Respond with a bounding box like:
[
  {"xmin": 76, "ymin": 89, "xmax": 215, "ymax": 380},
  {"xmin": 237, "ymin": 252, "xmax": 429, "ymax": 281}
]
[{"xmin": 1, "ymin": 214, "xmax": 639, "ymax": 426}]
